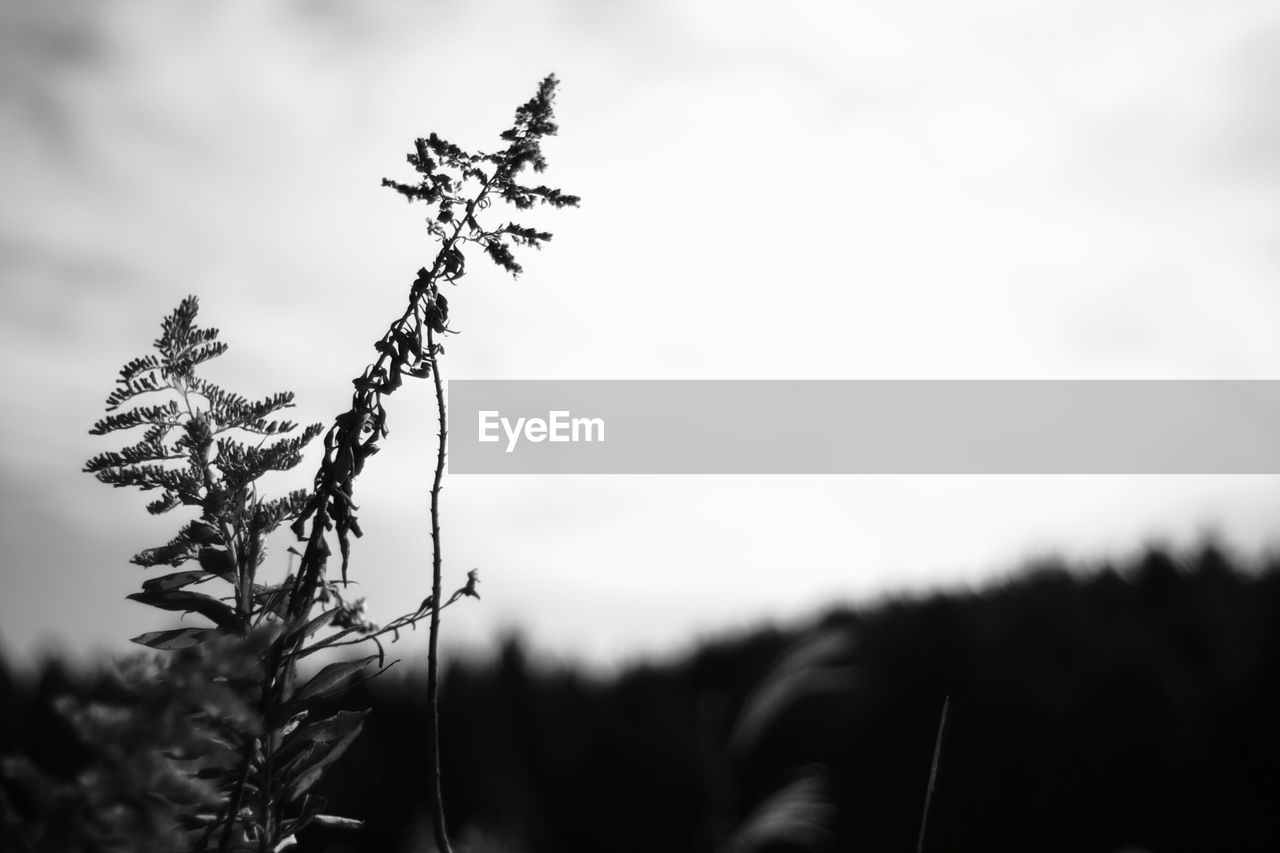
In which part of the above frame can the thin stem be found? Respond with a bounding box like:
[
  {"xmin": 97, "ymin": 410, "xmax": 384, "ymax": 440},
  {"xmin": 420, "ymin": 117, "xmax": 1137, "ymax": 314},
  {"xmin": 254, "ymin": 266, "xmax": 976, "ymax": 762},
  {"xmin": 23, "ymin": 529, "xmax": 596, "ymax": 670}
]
[
  {"xmin": 426, "ymin": 322, "xmax": 452, "ymax": 853},
  {"xmin": 916, "ymin": 695, "xmax": 951, "ymax": 853}
]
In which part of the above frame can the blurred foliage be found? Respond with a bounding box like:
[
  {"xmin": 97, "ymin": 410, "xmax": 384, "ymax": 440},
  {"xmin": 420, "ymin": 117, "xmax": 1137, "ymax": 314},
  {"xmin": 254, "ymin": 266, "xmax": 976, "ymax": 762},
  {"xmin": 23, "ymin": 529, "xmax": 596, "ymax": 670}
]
[
  {"xmin": 9, "ymin": 545, "xmax": 1280, "ymax": 851},
  {"xmin": 1, "ymin": 643, "xmax": 258, "ymax": 852}
]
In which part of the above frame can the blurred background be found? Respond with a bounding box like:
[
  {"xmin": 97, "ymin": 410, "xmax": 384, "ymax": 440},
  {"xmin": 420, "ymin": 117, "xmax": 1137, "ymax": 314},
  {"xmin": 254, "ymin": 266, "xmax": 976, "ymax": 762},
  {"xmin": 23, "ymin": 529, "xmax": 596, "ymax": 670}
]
[{"xmin": 3, "ymin": 0, "xmax": 1280, "ymax": 670}]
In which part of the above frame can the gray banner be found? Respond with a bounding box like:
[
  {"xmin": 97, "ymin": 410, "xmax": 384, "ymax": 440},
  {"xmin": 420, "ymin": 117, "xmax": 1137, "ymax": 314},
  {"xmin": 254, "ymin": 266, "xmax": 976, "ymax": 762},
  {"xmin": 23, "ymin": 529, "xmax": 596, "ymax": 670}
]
[{"xmin": 446, "ymin": 380, "xmax": 1280, "ymax": 474}]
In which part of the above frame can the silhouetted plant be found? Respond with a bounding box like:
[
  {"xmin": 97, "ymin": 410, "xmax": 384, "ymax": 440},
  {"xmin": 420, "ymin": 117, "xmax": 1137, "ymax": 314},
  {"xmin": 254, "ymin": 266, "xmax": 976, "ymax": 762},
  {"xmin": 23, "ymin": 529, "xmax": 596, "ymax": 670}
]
[
  {"xmin": 84, "ymin": 297, "xmax": 370, "ymax": 851},
  {"xmin": 83, "ymin": 75, "xmax": 577, "ymax": 852},
  {"xmin": 379, "ymin": 72, "xmax": 578, "ymax": 853}
]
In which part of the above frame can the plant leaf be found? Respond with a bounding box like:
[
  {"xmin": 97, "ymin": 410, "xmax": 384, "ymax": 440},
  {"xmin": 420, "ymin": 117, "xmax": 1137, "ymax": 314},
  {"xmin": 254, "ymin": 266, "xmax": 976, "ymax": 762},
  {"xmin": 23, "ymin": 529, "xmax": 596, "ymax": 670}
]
[
  {"xmin": 130, "ymin": 627, "xmax": 222, "ymax": 650},
  {"xmin": 127, "ymin": 589, "xmax": 240, "ymax": 630},
  {"xmin": 291, "ymin": 655, "xmax": 377, "ymax": 704},
  {"xmin": 287, "ymin": 607, "xmax": 338, "ymax": 646},
  {"xmin": 141, "ymin": 570, "xmax": 212, "ymax": 594},
  {"xmin": 276, "ymin": 708, "xmax": 368, "ymax": 767},
  {"xmin": 283, "ymin": 711, "xmax": 368, "ymax": 802},
  {"xmin": 197, "ymin": 546, "xmax": 236, "ymax": 579}
]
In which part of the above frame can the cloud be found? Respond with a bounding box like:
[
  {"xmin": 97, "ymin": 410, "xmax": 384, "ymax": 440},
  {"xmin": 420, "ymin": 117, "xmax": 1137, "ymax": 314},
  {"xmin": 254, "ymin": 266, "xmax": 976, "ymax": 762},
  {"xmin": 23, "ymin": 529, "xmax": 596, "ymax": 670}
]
[{"xmin": 5, "ymin": 1, "xmax": 1280, "ymax": 664}]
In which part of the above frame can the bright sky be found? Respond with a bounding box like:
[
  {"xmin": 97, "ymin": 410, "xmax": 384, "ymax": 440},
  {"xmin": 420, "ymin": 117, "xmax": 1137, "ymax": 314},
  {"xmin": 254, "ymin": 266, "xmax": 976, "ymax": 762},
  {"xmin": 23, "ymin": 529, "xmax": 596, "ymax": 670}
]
[{"xmin": 3, "ymin": 0, "xmax": 1280, "ymax": 669}]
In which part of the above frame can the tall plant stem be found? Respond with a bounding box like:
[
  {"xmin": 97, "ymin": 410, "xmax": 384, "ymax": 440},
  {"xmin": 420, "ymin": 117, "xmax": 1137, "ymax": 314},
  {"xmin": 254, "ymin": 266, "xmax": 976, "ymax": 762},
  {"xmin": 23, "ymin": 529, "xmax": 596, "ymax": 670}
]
[{"xmin": 426, "ymin": 323, "xmax": 452, "ymax": 853}]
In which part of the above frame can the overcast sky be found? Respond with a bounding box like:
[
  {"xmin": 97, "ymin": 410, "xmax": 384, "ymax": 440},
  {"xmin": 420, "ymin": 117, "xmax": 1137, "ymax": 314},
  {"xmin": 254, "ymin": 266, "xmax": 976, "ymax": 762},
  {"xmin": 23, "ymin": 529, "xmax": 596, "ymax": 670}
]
[{"xmin": 4, "ymin": 0, "xmax": 1280, "ymax": 669}]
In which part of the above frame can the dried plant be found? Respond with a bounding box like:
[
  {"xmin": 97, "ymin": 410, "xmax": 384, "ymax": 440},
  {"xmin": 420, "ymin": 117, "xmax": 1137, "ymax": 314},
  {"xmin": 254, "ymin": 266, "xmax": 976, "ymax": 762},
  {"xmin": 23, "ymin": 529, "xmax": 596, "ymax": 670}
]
[{"xmin": 83, "ymin": 75, "xmax": 577, "ymax": 852}]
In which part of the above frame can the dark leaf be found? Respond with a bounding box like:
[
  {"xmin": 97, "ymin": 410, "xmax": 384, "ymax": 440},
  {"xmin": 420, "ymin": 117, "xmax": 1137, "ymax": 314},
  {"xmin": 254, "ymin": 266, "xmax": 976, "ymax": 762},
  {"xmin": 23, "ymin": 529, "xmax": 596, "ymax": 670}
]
[
  {"xmin": 442, "ymin": 248, "xmax": 465, "ymax": 277},
  {"xmin": 255, "ymin": 581, "xmax": 293, "ymax": 619},
  {"xmin": 186, "ymin": 519, "xmax": 222, "ymax": 544},
  {"xmin": 393, "ymin": 329, "xmax": 422, "ymax": 361},
  {"xmin": 337, "ymin": 525, "xmax": 352, "ymax": 585},
  {"xmin": 277, "ymin": 708, "xmax": 369, "ymax": 768},
  {"xmin": 283, "ymin": 710, "xmax": 368, "ymax": 802},
  {"xmin": 292, "ymin": 655, "xmax": 377, "ymax": 704},
  {"xmin": 288, "ymin": 607, "xmax": 338, "ymax": 646},
  {"xmin": 141, "ymin": 570, "xmax": 212, "ymax": 594},
  {"xmin": 425, "ymin": 303, "xmax": 447, "ymax": 334},
  {"xmin": 197, "ymin": 546, "xmax": 236, "ymax": 578},
  {"xmin": 127, "ymin": 589, "xmax": 240, "ymax": 630},
  {"xmin": 131, "ymin": 627, "xmax": 221, "ymax": 650}
]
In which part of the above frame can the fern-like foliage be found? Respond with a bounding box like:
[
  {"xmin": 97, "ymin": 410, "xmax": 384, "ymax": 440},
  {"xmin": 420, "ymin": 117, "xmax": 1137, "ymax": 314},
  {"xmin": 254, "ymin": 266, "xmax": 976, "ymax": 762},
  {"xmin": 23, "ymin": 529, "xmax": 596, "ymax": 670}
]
[
  {"xmin": 86, "ymin": 297, "xmax": 319, "ymax": 548},
  {"xmin": 85, "ymin": 300, "xmax": 379, "ymax": 851}
]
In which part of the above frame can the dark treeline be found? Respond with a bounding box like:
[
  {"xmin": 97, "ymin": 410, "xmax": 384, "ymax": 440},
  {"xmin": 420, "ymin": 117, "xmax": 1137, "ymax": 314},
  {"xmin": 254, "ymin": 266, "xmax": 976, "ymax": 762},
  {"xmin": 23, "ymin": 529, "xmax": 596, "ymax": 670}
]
[{"xmin": 5, "ymin": 544, "xmax": 1280, "ymax": 852}]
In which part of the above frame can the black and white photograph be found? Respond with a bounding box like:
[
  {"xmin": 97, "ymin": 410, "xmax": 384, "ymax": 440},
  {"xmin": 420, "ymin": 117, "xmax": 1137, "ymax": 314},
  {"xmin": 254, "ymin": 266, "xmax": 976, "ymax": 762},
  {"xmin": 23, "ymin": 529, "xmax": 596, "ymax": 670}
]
[{"xmin": 3, "ymin": 2, "xmax": 1280, "ymax": 851}]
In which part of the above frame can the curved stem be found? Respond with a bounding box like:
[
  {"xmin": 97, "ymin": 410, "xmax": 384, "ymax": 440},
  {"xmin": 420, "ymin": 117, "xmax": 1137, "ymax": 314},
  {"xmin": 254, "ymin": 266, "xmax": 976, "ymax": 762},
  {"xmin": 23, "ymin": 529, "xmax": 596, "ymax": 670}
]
[{"xmin": 425, "ymin": 322, "xmax": 452, "ymax": 853}]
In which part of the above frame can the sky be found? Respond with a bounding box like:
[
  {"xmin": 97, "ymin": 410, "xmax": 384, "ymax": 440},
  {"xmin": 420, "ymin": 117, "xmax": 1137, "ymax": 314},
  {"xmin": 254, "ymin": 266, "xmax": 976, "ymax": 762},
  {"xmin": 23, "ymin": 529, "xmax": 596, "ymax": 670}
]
[{"xmin": 3, "ymin": 0, "xmax": 1280, "ymax": 670}]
